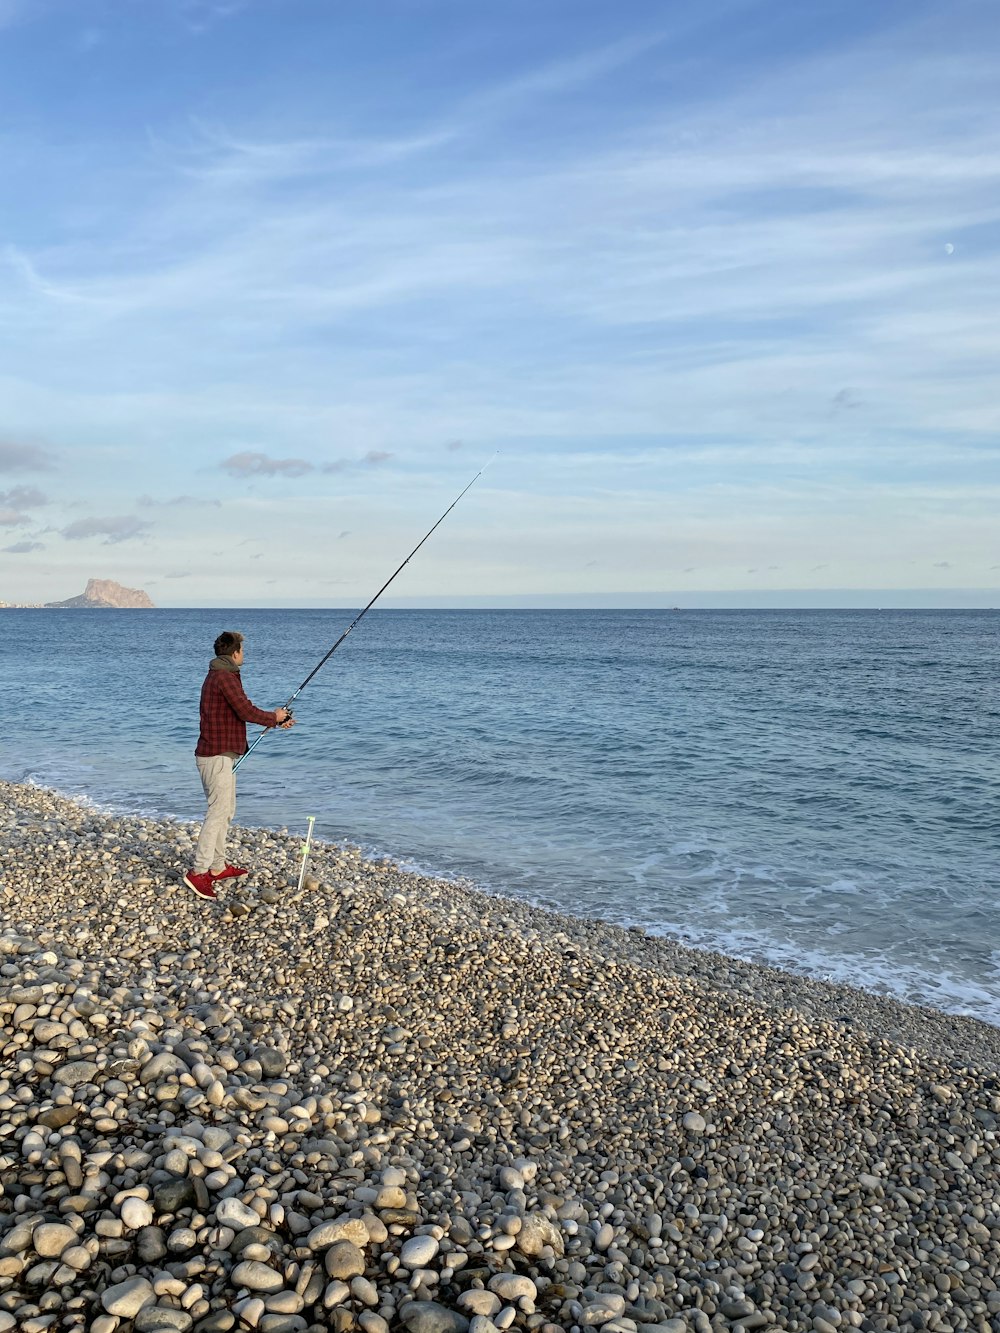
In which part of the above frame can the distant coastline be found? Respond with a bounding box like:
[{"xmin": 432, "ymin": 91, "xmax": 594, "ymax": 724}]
[{"xmin": 2, "ymin": 578, "xmax": 155, "ymax": 609}]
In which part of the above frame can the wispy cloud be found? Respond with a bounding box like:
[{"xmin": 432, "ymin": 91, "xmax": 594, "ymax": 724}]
[
  {"xmin": 321, "ymin": 451, "xmax": 393, "ymax": 474},
  {"xmin": 137, "ymin": 493, "xmax": 222, "ymax": 508},
  {"xmin": 0, "ymin": 2, "xmax": 997, "ymax": 605},
  {"xmin": 0, "ymin": 485, "xmax": 47, "ymax": 508},
  {"xmin": 830, "ymin": 389, "xmax": 862, "ymax": 415},
  {"xmin": 220, "ymin": 451, "xmax": 313, "ymax": 478},
  {"xmin": 175, "ymin": 118, "xmax": 457, "ymax": 188},
  {"xmin": 3, "ymin": 539, "xmax": 44, "ymax": 552},
  {"xmin": 453, "ymin": 27, "xmax": 673, "ymax": 123},
  {"xmin": 3, "ymin": 244, "xmax": 105, "ymax": 307},
  {"xmin": 0, "ymin": 440, "xmax": 57, "ymax": 473},
  {"xmin": 62, "ymin": 515, "xmax": 152, "ymax": 544},
  {"xmin": 11, "ymin": 35, "xmax": 995, "ymax": 460},
  {"xmin": 0, "ymin": 485, "xmax": 45, "ymax": 528},
  {"xmin": 179, "ymin": 0, "xmax": 248, "ymax": 35}
]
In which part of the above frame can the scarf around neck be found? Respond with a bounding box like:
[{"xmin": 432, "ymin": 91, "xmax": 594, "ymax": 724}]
[{"xmin": 209, "ymin": 655, "xmax": 241, "ymax": 673}]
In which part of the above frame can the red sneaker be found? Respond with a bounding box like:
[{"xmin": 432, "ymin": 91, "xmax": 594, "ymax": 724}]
[
  {"xmin": 211, "ymin": 864, "xmax": 249, "ymax": 882},
  {"xmin": 183, "ymin": 869, "xmax": 217, "ymax": 899}
]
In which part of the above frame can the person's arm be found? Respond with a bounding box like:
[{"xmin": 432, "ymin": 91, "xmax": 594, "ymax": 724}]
[{"xmin": 216, "ymin": 671, "xmax": 281, "ymax": 728}]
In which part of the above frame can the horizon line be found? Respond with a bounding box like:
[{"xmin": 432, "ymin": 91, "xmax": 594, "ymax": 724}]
[{"xmin": 4, "ymin": 594, "xmax": 998, "ymax": 612}]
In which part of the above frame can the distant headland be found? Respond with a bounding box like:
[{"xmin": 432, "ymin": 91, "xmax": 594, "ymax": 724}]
[{"xmin": 44, "ymin": 578, "xmax": 156, "ymax": 609}]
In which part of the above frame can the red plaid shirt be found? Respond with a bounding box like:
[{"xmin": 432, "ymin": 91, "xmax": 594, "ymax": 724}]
[{"xmin": 195, "ymin": 663, "xmax": 278, "ymax": 757}]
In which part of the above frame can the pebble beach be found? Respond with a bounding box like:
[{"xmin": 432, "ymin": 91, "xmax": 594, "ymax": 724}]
[{"xmin": 3, "ymin": 778, "xmax": 1000, "ymax": 1333}]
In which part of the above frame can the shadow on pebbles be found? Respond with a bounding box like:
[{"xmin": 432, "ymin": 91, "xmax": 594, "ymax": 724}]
[{"xmin": 2, "ymin": 779, "xmax": 1000, "ymax": 1333}]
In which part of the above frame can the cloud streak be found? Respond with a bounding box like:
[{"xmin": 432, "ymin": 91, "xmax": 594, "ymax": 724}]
[
  {"xmin": 220, "ymin": 451, "xmax": 313, "ymax": 478},
  {"xmin": 0, "ymin": 485, "xmax": 48, "ymax": 508},
  {"xmin": 62, "ymin": 515, "xmax": 152, "ymax": 544},
  {"xmin": 322, "ymin": 450, "xmax": 393, "ymax": 473},
  {"xmin": 217, "ymin": 450, "xmax": 394, "ymax": 479},
  {"xmin": 137, "ymin": 493, "xmax": 222, "ymax": 508},
  {"xmin": 0, "ymin": 440, "xmax": 57, "ymax": 473},
  {"xmin": 0, "ymin": 2, "xmax": 996, "ymax": 605}
]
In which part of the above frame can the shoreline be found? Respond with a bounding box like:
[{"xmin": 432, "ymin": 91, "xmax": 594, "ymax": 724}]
[
  {"xmin": 4, "ymin": 774, "xmax": 999, "ymax": 1067},
  {"xmin": 3, "ymin": 776, "xmax": 1000, "ymax": 1333}
]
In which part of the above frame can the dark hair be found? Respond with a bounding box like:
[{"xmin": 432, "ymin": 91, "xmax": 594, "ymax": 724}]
[{"xmin": 214, "ymin": 630, "xmax": 244, "ymax": 657}]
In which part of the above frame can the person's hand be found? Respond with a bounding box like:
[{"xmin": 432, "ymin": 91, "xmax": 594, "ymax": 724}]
[
  {"xmin": 274, "ymin": 707, "xmax": 292, "ymax": 725},
  {"xmin": 279, "ymin": 716, "xmax": 296, "ymax": 729}
]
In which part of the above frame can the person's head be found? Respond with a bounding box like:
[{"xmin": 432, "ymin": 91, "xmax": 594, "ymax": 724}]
[{"xmin": 214, "ymin": 630, "xmax": 244, "ymax": 665}]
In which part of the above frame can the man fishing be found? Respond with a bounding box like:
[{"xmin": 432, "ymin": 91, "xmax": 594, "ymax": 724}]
[{"xmin": 184, "ymin": 630, "xmax": 295, "ymax": 900}]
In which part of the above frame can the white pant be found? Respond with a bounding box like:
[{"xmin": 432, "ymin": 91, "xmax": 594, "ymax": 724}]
[{"xmin": 194, "ymin": 755, "xmax": 237, "ymax": 873}]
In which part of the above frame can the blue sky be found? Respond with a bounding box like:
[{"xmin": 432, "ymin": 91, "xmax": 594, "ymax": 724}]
[{"xmin": 0, "ymin": 0, "xmax": 997, "ymax": 607}]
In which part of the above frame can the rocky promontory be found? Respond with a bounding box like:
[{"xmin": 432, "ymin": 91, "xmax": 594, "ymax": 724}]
[{"xmin": 46, "ymin": 578, "xmax": 155, "ymax": 609}]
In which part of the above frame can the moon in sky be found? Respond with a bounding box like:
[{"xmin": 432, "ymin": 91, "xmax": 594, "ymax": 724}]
[{"xmin": 945, "ymin": 242, "xmax": 955, "ymax": 254}]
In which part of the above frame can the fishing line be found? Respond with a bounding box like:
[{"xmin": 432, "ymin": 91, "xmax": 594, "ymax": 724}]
[{"xmin": 234, "ymin": 456, "xmax": 496, "ymax": 771}]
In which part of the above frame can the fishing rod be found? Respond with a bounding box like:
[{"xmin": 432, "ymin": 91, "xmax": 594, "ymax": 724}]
[{"xmin": 234, "ymin": 459, "xmax": 494, "ymax": 771}]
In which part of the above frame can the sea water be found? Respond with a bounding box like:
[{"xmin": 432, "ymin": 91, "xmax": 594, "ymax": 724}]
[{"xmin": 1, "ymin": 608, "xmax": 998, "ymax": 1023}]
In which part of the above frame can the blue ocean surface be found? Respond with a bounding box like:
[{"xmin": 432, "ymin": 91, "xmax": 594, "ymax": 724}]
[{"xmin": 2, "ymin": 608, "xmax": 998, "ymax": 1024}]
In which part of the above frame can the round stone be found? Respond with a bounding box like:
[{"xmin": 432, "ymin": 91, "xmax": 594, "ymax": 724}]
[
  {"xmin": 134, "ymin": 1308, "xmax": 194, "ymax": 1332},
  {"xmin": 488, "ymin": 1274, "xmax": 537, "ymax": 1301},
  {"xmin": 399, "ymin": 1303, "xmax": 470, "ymax": 1333},
  {"xmin": 139, "ymin": 1051, "xmax": 187, "ymax": 1084},
  {"xmin": 53, "ymin": 1060, "xmax": 98, "ymax": 1087},
  {"xmin": 136, "ymin": 1227, "xmax": 168, "ymax": 1263},
  {"xmin": 324, "ymin": 1241, "xmax": 365, "ymax": 1280},
  {"xmin": 323, "ymin": 1281, "xmax": 350, "ymax": 1309},
  {"xmin": 351, "ymin": 1276, "xmax": 379, "ymax": 1306},
  {"xmin": 401, "ymin": 1235, "xmax": 440, "ymax": 1268},
  {"xmin": 306, "ymin": 1217, "xmax": 369, "ymax": 1251},
  {"xmin": 60, "ymin": 1245, "xmax": 92, "ymax": 1271},
  {"xmin": 375, "ymin": 1185, "xmax": 407, "ymax": 1209},
  {"xmin": 32, "ymin": 1223, "xmax": 78, "ymax": 1258},
  {"xmin": 122, "ymin": 1197, "xmax": 154, "ymax": 1229},
  {"xmin": 217, "ymin": 1197, "xmax": 263, "ymax": 1230},
  {"xmin": 581, "ymin": 1293, "xmax": 626, "ymax": 1322},
  {"xmin": 232, "ymin": 1260, "xmax": 283, "ymax": 1293},
  {"xmin": 457, "ymin": 1291, "xmax": 501, "ymax": 1317},
  {"xmin": 102, "ymin": 1276, "xmax": 156, "ymax": 1318},
  {"xmin": 256, "ymin": 1048, "xmax": 286, "ymax": 1077},
  {"xmin": 155, "ymin": 1179, "xmax": 197, "ymax": 1213}
]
